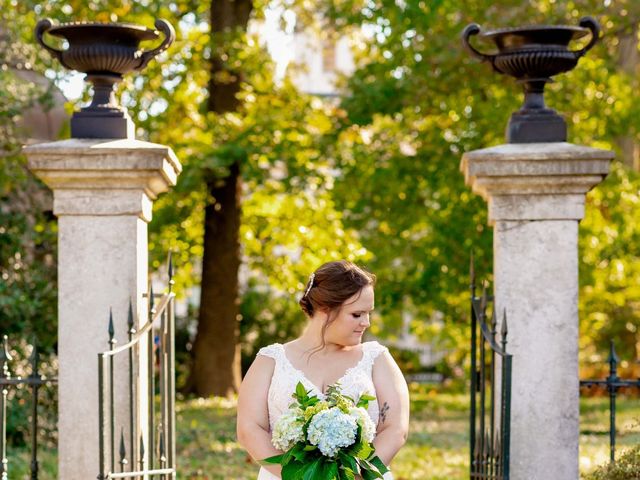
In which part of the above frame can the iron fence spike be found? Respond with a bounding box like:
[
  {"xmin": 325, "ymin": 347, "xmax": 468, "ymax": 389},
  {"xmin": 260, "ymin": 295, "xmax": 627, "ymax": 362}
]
[
  {"xmin": 607, "ymin": 339, "xmax": 619, "ymax": 365},
  {"xmin": 30, "ymin": 342, "xmax": 40, "ymax": 377},
  {"xmin": 128, "ymin": 299, "xmax": 134, "ymax": 331},
  {"xmin": 149, "ymin": 283, "xmax": 155, "ymax": 314},
  {"xmin": 139, "ymin": 433, "xmax": 145, "ymax": 461},
  {"xmin": 501, "ymin": 309, "xmax": 508, "ymax": 340},
  {"xmin": 108, "ymin": 308, "xmax": 115, "ymax": 344},
  {"xmin": 159, "ymin": 426, "xmax": 166, "ymax": 457},
  {"xmin": 119, "ymin": 427, "xmax": 127, "ymax": 460},
  {"xmin": 168, "ymin": 251, "xmax": 174, "ymax": 283}
]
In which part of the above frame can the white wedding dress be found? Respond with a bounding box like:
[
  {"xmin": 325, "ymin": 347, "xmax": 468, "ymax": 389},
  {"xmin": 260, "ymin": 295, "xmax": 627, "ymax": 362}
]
[{"xmin": 255, "ymin": 341, "xmax": 394, "ymax": 480}]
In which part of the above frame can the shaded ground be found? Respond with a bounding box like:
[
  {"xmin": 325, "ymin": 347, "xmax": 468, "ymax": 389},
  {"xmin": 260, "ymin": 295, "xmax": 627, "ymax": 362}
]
[{"xmin": 7, "ymin": 388, "xmax": 640, "ymax": 479}]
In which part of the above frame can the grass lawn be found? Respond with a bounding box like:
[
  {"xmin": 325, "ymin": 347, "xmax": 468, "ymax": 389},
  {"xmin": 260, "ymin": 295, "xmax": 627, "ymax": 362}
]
[{"xmin": 6, "ymin": 386, "xmax": 639, "ymax": 479}]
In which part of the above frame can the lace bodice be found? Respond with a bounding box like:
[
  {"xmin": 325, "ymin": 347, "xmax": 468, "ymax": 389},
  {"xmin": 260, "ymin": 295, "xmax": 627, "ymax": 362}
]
[{"xmin": 257, "ymin": 341, "xmax": 388, "ymax": 433}]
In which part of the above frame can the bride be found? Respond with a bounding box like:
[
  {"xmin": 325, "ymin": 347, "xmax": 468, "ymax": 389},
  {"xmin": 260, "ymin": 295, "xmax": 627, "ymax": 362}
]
[{"xmin": 237, "ymin": 260, "xmax": 410, "ymax": 479}]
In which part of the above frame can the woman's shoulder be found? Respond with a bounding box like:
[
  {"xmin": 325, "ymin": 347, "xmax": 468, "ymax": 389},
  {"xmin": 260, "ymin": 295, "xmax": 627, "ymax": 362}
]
[
  {"xmin": 362, "ymin": 340, "xmax": 390, "ymax": 366},
  {"xmin": 363, "ymin": 340, "xmax": 389, "ymax": 355},
  {"xmin": 255, "ymin": 342, "xmax": 284, "ymax": 360}
]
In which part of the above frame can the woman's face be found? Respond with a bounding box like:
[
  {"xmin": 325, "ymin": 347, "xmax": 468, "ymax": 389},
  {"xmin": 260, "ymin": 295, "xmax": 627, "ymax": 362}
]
[{"xmin": 324, "ymin": 285, "xmax": 375, "ymax": 346}]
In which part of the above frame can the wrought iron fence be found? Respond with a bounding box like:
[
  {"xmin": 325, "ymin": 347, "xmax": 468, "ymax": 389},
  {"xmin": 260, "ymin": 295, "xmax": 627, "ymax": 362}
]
[
  {"xmin": 97, "ymin": 254, "xmax": 176, "ymax": 480},
  {"xmin": 580, "ymin": 340, "xmax": 640, "ymax": 463},
  {"xmin": 469, "ymin": 256, "xmax": 512, "ymax": 480},
  {"xmin": 0, "ymin": 336, "xmax": 57, "ymax": 480}
]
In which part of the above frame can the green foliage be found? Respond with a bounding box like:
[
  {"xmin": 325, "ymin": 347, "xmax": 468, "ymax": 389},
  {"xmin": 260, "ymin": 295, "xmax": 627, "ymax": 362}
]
[
  {"xmin": 584, "ymin": 446, "xmax": 640, "ymax": 480},
  {"xmin": 579, "ymin": 162, "xmax": 640, "ymax": 361},
  {"xmin": 6, "ymin": 390, "xmax": 639, "ymax": 478},
  {"xmin": 0, "ymin": 6, "xmax": 59, "ymax": 351},
  {"xmin": 264, "ymin": 381, "xmax": 388, "ymax": 480},
  {"xmin": 310, "ymin": 0, "xmax": 640, "ymax": 368},
  {"xmin": 1, "ymin": 339, "xmax": 58, "ymax": 449},
  {"xmin": 3, "ymin": 0, "xmax": 640, "ymax": 382}
]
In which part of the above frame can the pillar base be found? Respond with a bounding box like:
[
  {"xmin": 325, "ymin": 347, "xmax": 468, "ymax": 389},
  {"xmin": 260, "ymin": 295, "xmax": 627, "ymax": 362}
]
[
  {"xmin": 507, "ymin": 110, "xmax": 566, "ymax": 143},
  {"xmin": 71, "ymin": 109, "xmax": 135, "ymax": 139}
]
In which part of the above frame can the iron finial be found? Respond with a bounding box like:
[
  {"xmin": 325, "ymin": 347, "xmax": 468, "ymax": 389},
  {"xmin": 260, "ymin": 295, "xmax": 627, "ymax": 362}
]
[
  {"xmin": 158, "ymin": 425, "xmax": 166, "ymax": 463},
  {"xmin": 119, "ymin": 427, "xmax": 128, "ymax": 468},
  {"xmin": 108, "ymin": 308, "xmax": 116, "ymax": 347},
  {"xmin": 501, "ymin": 309, "xmax": 509, "ymax": 346},
  {"xmin": 29, "ymin": 341, "xmax": 40, "ymax": 379},
  {"xmin": 138, "ymin": 434, "xmax": 145, "ymax": 467},
  {"xmin": 127, "ymin": 298, "xmax": 135, "ymax": 335},
  {"xmin": 149, "ymin": 283, "xmax": 155, "ymax": 315},
  {"xmin": 167, "ymin": 251, "xmax": 174, "ymax": 292},
  {"xmin": 607, "ymin": 340, "xmax": 619, "ymax": 368}
]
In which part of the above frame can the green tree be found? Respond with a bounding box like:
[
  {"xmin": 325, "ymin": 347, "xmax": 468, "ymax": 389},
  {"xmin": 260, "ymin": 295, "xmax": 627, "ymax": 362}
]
[
  {"xmin": 312, "ymin": 0, "xmax": 640, "ymax": 367},
  {"xmin": 0, "ymin": 10, "xmax": 62, "ymax": 351},
  {"xmin": 13, "ymin": 0, "xmax": 368, "ymax": 396}
]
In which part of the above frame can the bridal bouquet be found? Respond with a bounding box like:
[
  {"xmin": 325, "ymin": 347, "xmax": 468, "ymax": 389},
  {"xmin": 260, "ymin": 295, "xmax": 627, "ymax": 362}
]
[{"xmin": 262, "ymin": 381, "xmax": 389, "ymax": 479}]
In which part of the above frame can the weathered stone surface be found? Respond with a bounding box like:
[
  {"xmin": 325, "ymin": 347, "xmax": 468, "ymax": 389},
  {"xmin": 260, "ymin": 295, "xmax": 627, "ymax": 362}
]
[
  {"xmin": 24, "ymin": 138, "xmax": 181, "ymax": 480},
  {"xmin": 461, "ymin": 142, "xmax": 613, "ymax": 224},
  {"xmin": 461, "ymin": 142, "xmax": 613, "ymax": 480}
]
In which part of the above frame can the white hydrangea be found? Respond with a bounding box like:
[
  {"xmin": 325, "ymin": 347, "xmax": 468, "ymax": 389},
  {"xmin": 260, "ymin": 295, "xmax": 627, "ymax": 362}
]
[
  {"xmin": 307, "ymin": 407, "xmax": 358, "ymax": 458},
  {"xmin": 349, "ymin": 406, "xmax": 376, "ymax": 444},
  {"xmin": 271, "ymin": 408, "xmax": 305, "ymax": 451}
]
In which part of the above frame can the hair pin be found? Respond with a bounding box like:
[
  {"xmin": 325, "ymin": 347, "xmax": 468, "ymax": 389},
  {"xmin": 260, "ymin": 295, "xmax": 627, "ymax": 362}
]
[{"xmin": 303, "ymin": 273, "xmax": 315, "ymax": 297}]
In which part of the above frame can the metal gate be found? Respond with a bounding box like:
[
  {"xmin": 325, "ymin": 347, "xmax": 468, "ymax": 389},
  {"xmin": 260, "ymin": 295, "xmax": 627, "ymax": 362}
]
[
  {"xmin": 469, "ymin": 256, "xmax": 512, "ymax": 480},
  {"xmin": 97, "ymin": 255, "xmax": 176, "ymax": 479}
]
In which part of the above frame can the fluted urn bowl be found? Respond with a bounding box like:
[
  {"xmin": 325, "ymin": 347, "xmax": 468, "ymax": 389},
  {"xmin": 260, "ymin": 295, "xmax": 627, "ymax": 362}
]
[
  {"xmin": 462, "ymin": 17, "xmax": 600, "ymax": 143},
  {"xmin": 38, "ymin": 22, "xmax": 160, "ymax": 74},
  {"xmin": 35, "ymin": 18, "xmax": 175, "ymax": 139},
  {"xmin": 482, "ymin": 24, "xmax": 594, "ymax": 80}
]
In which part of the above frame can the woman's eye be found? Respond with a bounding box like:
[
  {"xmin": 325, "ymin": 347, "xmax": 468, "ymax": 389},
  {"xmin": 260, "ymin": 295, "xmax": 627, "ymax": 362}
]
[{"xmin": 353, "ymin": 314, "xmax": 361, "ymax": 318}]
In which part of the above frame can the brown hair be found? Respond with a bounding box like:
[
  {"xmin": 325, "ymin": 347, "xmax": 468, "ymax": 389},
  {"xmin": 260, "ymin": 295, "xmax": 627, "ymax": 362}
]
[{"xmin": 298, "ymin": 260, "xmax": 376, "ymax": 359}]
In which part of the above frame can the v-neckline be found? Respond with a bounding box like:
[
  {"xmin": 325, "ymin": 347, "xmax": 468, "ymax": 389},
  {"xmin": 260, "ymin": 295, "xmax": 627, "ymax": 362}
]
[{"xmin": 281, "ymin": 342, "xmax": 368, "ymax": 396}]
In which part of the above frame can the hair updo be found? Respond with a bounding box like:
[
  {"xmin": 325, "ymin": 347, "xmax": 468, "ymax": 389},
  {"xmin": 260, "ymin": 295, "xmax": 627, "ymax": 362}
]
[
  {"xmin": 298, "ymin": 260, "xmax": 376, "ymax": 357},
  {"xmin": 299, "ymin": 260, "xmax": 376, "ymax": 317}
]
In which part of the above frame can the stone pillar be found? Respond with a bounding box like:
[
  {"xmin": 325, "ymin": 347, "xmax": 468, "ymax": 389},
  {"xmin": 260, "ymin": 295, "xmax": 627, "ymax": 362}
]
[
  {"xmin": 461, "ymin": 142, "xmax": 613, "ymax": 480},
  {"xmin": 24, "ymin": 138, "xmax": 181, "ymax": 480}
]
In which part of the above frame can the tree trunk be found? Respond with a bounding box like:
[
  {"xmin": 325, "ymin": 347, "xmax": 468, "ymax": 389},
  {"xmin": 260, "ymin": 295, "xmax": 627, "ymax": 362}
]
[{"xmin": 184, "ymin": 0, "xmax": 252, "ymax": 397}]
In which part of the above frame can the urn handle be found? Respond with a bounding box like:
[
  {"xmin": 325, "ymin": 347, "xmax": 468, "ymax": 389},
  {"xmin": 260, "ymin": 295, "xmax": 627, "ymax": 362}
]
[
  {"xmin": 35, "ymin": 19, "xmax": 66, "ymax": 65},
  {"xmin": 462, "ymin": 23, "xmax": 497, "ymax": 68},
  {"xmin": 572, "ymin": 16, "xmax": 600, "ymax": 59},
  {"xmin": 138, "ymin": 19, "xmax": 176, "ymax": 70}
]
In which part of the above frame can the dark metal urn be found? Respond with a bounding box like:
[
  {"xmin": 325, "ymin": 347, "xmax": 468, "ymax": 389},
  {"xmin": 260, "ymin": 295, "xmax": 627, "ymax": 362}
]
[
  {"xmin": 462, "ymin": 17, "xmax": 600, "ymax": 143},
  {"xmin": 35, "ymin": 19, "xmax": 175, "ymax": 139}
]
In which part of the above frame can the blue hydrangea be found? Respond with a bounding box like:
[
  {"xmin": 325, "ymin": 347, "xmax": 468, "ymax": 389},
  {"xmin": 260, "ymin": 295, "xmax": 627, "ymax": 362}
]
[{"xmin": 306, "ymin": 407, "xmax": 358, "ymax": 457}]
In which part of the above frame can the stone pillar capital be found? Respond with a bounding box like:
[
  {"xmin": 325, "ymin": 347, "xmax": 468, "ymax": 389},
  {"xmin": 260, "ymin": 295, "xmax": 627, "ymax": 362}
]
[
  {"xmin": 24, "ymin": 138, "xmax": 182, "ymax": 222},
  {"xmin": 460, "ymin": 142, "xmax": 613, "ymax": 222}
]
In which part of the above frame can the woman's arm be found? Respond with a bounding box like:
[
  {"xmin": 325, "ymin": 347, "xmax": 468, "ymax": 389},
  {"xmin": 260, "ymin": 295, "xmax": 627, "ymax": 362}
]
[
  {"xmin": 236, "ymin": 354, "xmax": 283, "ymax": 478},
  {"xmin": 372, "ymin": 349, "xmax": 410, "ymax": 466}
]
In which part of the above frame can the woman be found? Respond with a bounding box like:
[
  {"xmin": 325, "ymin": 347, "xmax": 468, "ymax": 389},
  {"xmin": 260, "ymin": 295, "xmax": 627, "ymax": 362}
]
[{"xmin": 237, "ymin": 260, "xmax": 410, "ymax": 479}]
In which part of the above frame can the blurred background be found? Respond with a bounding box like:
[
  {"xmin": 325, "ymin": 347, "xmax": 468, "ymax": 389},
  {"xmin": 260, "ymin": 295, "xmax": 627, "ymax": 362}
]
[{"xmin": 1, "ymin": 0, "xmax": 639, "ymax": 478}]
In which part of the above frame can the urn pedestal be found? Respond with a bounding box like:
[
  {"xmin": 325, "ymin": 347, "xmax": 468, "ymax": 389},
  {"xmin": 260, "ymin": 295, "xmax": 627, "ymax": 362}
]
[{"xmin": 35, "ymin": 19, "xmax": 175, "ymax": 139}]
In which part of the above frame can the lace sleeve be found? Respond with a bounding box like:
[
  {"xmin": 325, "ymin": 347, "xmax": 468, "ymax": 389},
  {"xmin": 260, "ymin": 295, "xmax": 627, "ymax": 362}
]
[
  {"xmin": 363, "ymin": 341, "xmax": 389, "ymax": 370},
  {"xmin": 256, "ymin": 343, "xmax": 281, "ymax": 360},
  {"xmin": 369, "ymin": 341, "xmax": 389, "ymax": 361}
]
